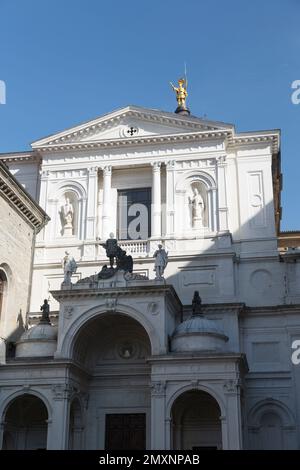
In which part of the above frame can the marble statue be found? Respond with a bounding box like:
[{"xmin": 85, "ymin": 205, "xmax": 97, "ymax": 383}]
[
  {"xmin": 153, "ymin": 244, "xmax": 168, "ymax": 280},
  {"xmin": 62, "ymin": 251, "xmax": 77, "ymax": 284},
  {"xmin": 60, "ymin": 197, "xmax": 74, "ymax": 236},
  {"xmin": 189, "ymin": 187, "xmax": 204, "ymax": 228}
]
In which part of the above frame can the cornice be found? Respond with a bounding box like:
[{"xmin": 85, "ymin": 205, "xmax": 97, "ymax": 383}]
[
  {"xmin": 33, "ymin": 129, "xmax": 232, "ymax": 153},
  {"xmin": 230, "ymin": 132, "xmax": 279, "ymax": 154},
  {"xmin": 31, "ymin": 106, "xmax": 234, "ymax": 148},
  {"xmin": 0, "ymin": 161, "xmax": 49, "ymax": 232},
  {"xmin": 51, "ymin": 283, "xmax": 180, "ymax": 301},
  {"xmin": 31, "ymin": 130, "xmax": 279, "ymax": 156},
  {"xmin": 0, "ymin": 151, "xmax": 40, "ymax": 163}
]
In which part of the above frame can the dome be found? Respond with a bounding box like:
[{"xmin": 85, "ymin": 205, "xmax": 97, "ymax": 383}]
[
  {"xmin": 171, "ymin": 315, "xmax": 228, "ymax": 353},
  {"xmin": 20, "ymin": 324, "xmax": 57, "ymax": 341},
  {"xmin": 15, "ymin": 323, "xmax": 58, "ymax": 358}
]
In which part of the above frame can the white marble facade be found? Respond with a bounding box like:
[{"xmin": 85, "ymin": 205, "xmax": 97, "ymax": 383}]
[{"xmin": 0, "ymin": 105, "xmax": 300, "ymax": 450}]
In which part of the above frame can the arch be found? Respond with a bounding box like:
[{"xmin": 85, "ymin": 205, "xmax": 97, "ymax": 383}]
[
  {"xmin": 175, "ymin": 170, "xmax": 217, "ymax": 233},
  {"xmin": 167, "ymin": 384, "xmax": 225, "ymax": 419},
  {"xmin": 1, "ymin": 393, "xmax": 49, "ymax": 450},
  {"xmin": 175, "ymin": 170, "xmax": 216, "ymax": 192},
  {"xmin": 49, "ymin": 180, "xmax": 87, "ymax": 201},
  {"xmin": 47, "ymin": 180, "xmax": 87, "ymax": 241},
  {"xmin": 248, "ymin": 398, "xmax": 295, "ymax": 427},
  {"xmin": 0, "ymin": 389, "xmax": 52, "ymax": 422},
  {"xmin": 59, "ymin": 303, "xmax": 159, "ymax": 360},
  {"xmin": 247, "ymin": 398, "xmax": 296, "ymax": 450},
  {"xmin": 170, "ymin": 388, "xmax": 223, "ymax": 450}
]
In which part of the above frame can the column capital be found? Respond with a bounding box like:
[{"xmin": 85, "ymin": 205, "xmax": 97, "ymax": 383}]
[
  {"xmin": 88, "ymin": 166, "xmax": 99, "ymax": 175},
  {"xmin": 40, "ymin": 169, "xmax": 50, "ymax": 179},
  {"xmin": 166, "ymin": 160, "xmax": 176, "ymax": 170},
  {"xmin": 102, "ymin": 165, "xmax": 112, "ymax": 176},
  {"xmin": 151, "ymin": 381, "xmax": 166, "ymax": 397},
  {"xmin": 217, "ymin": 155, "xmax": 227, "ymax": 166},
  {"xmin": 151, "ymin": 161, "xmax": 161, "ymax": 171}
]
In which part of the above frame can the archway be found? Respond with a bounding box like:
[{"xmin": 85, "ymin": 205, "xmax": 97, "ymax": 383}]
[
  {"xmin": 171, "ymin": 390, "xmax": 222, "ymax": 450},
  {"xmin": 72, "ymin": 313, "xmax": 152, "ymax": 450},
  {"xmin": 2, "ymin": 394, "xmax": 48, "ymax": 450}
]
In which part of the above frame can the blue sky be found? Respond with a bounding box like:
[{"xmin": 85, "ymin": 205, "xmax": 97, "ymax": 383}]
[{"xmin": 0, "ymin": 0, "xmax": 299, "ymax": 230}]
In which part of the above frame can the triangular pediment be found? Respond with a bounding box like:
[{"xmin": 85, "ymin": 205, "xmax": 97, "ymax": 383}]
[{"xmin": 31, "ymin": 105, "xmax": 234, "ymax": 149}]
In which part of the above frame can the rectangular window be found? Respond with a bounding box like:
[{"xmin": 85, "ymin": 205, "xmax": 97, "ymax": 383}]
[{"xmin": 117, "ymin": 188, "xmax": 151, "ymax": 240}]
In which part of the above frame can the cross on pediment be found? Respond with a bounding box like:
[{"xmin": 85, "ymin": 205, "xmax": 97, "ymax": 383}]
[{"xmin": 127, "ymin": 126, "xmax": 137, "ymax": 136}]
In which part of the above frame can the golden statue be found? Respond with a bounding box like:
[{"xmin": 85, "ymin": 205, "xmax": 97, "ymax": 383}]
[{"xmin": 170, "ymin": 78, "xmax": 188, "ymax": 109}]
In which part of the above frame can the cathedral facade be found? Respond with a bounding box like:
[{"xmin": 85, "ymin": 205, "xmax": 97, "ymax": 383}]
[{"xmin": 0, "ymin": 105, "xmax": 300, "ymax": 450}]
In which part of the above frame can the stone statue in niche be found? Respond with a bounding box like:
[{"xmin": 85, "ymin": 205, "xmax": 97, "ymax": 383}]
[
  {"xmin": 153, "ymin": 244, "xmax": 168, "ymax": 280},
  {"xmin": 60, "ymin": 196, "xmax": 74, "ymax": 236},
  {"xmin": 62, "ymin": 251, "xmax": 77, "ymax": 285},
  {"xmin": 189, "ymin": 186, "xmax": 204, "ymax": 229}
]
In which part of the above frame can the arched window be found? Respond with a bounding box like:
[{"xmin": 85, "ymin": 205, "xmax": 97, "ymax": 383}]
[{"xmin": 0, "ymin": 270, "xmax": 8, "ymax": 322}]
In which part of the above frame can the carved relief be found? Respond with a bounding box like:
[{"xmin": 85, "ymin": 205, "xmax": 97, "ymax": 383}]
[
  {"xmin": 223, "ymin": 379, "xmax": 240, "ymax": 393},
  {"xmin": 151, "ymin": 381, "xmax": 166, "ymax": 396},
  {"xmin": 105, "ymin": 297, "xmax": 117, "ymax": 312},
  {"xmin": 147, "ymin": 302, "xmax": 159, "ymax": 315},
  {"xmin": 52, "ymin": 384, "xmax": 76, "ymax": 400},
  {"xmin": 64, "ymin": 306, "xmax": 73, "ymax": 319}
]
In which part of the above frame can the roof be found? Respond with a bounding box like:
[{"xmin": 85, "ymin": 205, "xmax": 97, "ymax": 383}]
[{"xmin": 0, "ymin": 161, "xmax": 50, "ymax": 232}]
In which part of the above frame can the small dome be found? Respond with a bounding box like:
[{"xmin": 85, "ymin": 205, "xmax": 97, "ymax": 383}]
[
  {"xmin": 174, "ymin": 316, "xmax": 225, "ymax": 336},
  {"xmin": 15, "ymin": 323, "xmax": 58, "ymax": 358},
  {"xmin": 172, "ymin": 315, "xmax": 228, "ymax": 353},
  {"xmin": 20, "ymin": 324, "xmax": 57, "ymax": 341}
]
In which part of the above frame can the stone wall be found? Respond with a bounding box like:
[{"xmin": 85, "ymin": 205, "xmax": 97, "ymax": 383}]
[{"xmin": 0, "ymin": 195, "xmax": 34, "ymax": 341}]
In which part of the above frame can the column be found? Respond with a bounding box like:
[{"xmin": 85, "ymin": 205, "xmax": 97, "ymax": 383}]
[
  {"xmin": 165, "ymin": 160, "xmax": 176, "ymax": 237},
  {"xmin": 151, "ymin": 162, "xmax": 161, "ymax": 238},
  {"xmin": 101, "ymin": 165, "xmax": 112, "ymax": 240},
  {"xmin": 0, "ymin": 419, "xmax": 4, "ymax": 449},
  {"xmin": 96, "ymin": 171, "xmax": 102, "ymax": 240},
  {"xmin": 217, "ymin": 155, "xmax": 228, "ymax": 231},
  {"xmin": 150, "ymin": 381, "xmax": 166, "ymax": 449},
  {"xmin": 47, "ymin": 385, "xmax": 71, "ymax": 450},
  {"xmin": 37, "ymin": 169, "xmax": 50, "ymax": 242},
  {"xmin": 223, "ymin": 380, "xmax": 243, "ymax": 449},
  {"xmin": 85, "ymin": 167, "xmax": 98, "ymax": 240}
]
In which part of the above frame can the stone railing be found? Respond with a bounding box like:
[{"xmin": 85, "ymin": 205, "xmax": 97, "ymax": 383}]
[{"xmin": 119, "ymin": 239, "xmax": 149, "ymax": 256}]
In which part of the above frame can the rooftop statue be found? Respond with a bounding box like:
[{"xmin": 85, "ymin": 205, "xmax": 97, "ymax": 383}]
[
  {"xmin": 170, "ymin": 78, "xmax": 190, "ymax": 114},
  {"xmin": 62, "ymin": 251, "xmax": 77, "ymax": 285},
  {"xmin": 153, "ymin": 244, "xmax": 168, "ymax": 280},
  {"xmin": 192, "ymin": 291, "xmax": 202, "ymax": 316},
  {"xmin": 97, "ymin": 234, "xmax": 133, "ymax": 279},
  {"xmin": 40, "ymin": 299, "xmax": 50, "ymax": 324}
]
